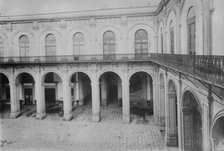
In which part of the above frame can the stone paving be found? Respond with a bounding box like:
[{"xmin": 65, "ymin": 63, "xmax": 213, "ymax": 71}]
[{"xmin": 0, "ymin": 103, "xmax": 178, "ymax": 151}]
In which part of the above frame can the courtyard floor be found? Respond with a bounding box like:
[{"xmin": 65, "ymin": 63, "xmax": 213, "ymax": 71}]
[{"xmin": 0, "ymin": 102, "xmax": 178, "ymax": 151}]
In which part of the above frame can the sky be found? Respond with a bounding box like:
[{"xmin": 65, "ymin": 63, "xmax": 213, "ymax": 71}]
[{"xmin": 0, "ymin": 0, "xmax": 161, "ymax": 16}]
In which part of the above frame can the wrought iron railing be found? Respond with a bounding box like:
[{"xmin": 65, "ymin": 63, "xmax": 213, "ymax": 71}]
[
  {"xmin": 0, "ymin": 53, "xmax": 224, "ymax": 88},
  {"xmin": 150, "ymin": 54, "xmax": 224, "ymax": 88},
  {"xmin": 0, "ymin": 53, "xmax": 151, "ymax": 64}
]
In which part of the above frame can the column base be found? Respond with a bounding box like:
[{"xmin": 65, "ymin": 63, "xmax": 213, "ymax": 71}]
[
  {"xmin": 10, "ymin": 111, "xmax": 20, "ymax": 118},
  {"xmin": 63, "ymin": 113, "xmax": 73, "ymax": 121},
  {"xmin": 123, "ymin": 114, "xmax": 130, "ymax": 124},
  {"xmin": 92, "ymin": 113, "xmax": 100, "ymax": 122},
  {"xmin": 165, "ymin": 133, "xmax": 178, "ymax": 147},
  {"xmin": 36, "ymin": 113, "xmax": 47, "ymax": 120}
]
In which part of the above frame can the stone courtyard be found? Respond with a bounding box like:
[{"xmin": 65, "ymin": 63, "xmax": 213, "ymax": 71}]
[{"xmin": 0, "ymin": 104, "xmax": 178, "ymax": 151}]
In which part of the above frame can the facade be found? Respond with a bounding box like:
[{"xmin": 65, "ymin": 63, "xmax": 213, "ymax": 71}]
[{"xmin": 0, "ymin": 0, "xmax": 224, "ymax": 151}]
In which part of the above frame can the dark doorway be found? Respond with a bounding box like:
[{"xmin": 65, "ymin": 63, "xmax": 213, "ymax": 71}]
[
  {"xmin": 24, "ymin": 88, "xmax": 33, "ymax": 105},
  {"xmin": 45, "ymin": 88, "xmax": 56, "ymax": 105}
]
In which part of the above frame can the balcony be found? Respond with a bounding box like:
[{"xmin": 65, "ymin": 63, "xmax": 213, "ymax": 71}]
[
  {"xmin": 0, "ymin": 54, "xmax": 151, "ymax": 65},
  {"xmin": 0, "ymin": 53, "xmax": 224, "ymax": 89},
  {"xmin": 150, "ymin": 54, "xmax": 224, "ymax": 89}
]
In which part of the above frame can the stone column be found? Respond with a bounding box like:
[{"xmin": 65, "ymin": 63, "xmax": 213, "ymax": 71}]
[
  {"xmin": 101, "ymin": 75, "xmax": 107, "ymax": 106},
  {"xmin": 153, "ymin": 82, "xmax": 159, "ymax": 124},
  {"xmin": 63, "ymin": 74, "xmax": 72, "ymax": 121},
  {"xmin": 73, "ymin": 83, "xmax": 77, "ymax": 106},
  {"xmin": 159, "ymin": 83, "xmax": 165, "ymax": 128},
  {"xmin": 10, "ymin": 76, "xmax": 20, "ymax": 118},
  {"xmin": 117, "ymin": 81, "xmax": 122, "ymax": 106},
  {"xmin": 35, "ymin": 73, "xmax": 46, "ymax": 119},
  {"xmin": 146, "ymin": 75, "xmax": 151, "ymax": 101},
  {"xmin": 78, "ymin": 75, "xmax": 84, "ymax": 106},
  {"xmin": 75, "ymin": 73, "xmax": 79, "ymax": 105},
  {"xmin": 164, "ymin": 72, "xmax": 168, "ymax": 134},
  {"xmin": 122, "ymin": 79, "xmax": 130, "ymax": 123},
  {"xmin": 166, "ymin": 92, "xmax": 178, "ymax": 147},
  {"xmin": 142, "ymin": 75, "xmax": 147, "ymax": 100},
  {"xmin": 91, "ymin": 80, "xmax": 100, "ymax": 122},
  {"xmin": 203, "ymin": 104, "xmax": 211, "ymax": 151}
]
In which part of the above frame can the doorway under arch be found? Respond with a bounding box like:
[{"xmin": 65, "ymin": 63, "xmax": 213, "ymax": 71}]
[
  {"xmin": 42, "ymin": 72, "xmax": 63, "ymax": 117},
  {"xmin": 15, "ymin": 72, "xmax": 36, "ymax": 118},
  {"xmin": 182, "ymin": 91, "xmax": 202, "ymax": 151},
  {"xmin": 212, "ymin": 115, "xmax": 224, "ymax": 151},
  {"xmin": 70, "ymin": 72, "xmax": 92, "ymax": 121},
  {"xmin": 0, "ymin": 73, "xmax": 10, "ymax": 118},
  {"xmin": 129, "ymin": 72, "xmax": 153, "ymax": 122},
  {"xmin": 99, "ymin": 71, "xmax": 122, "ymax": 122}
]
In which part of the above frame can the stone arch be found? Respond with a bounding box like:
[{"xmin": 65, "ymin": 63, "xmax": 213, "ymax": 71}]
[
  {"xmin": 69, "ymin": 71, "xmax": 92, "ymax": 83},
  {"xmin": 12, "ymin": 31, "xmax": 35, "ymax": 57},
  {"xmin": 0, "ymin": 72, "xmax": 10, "ymax": 81},
  {"xmin": 97, "ymin": 70, "xmax": 123, "ymax": 83},
  {"xmin": 95, "ymin": 25, "xmax": 122, "ymax": 54},
  {"xmin": 0, "ymin": 32, "xmax": 9, "ymax": 57},
  {"xmin": 69, "ymin": 71, "xmax": 92, "ymax": 107},
  {"xmin": 41, "ymin": 71, "xmax": 63, "ymax": 111},
  {"xmin": 211, "ymin": 110, "xmax": 224, "ymax": 151},
  {"xmin": 39, "ymin": 29, "xmax": 62, "ymax": 56},
  {"xmin": 127, "ymin": 23, "xmax": 156, "ymax": 54},
  {"xmin": 181, "ymin": 87, "xmax": 202, "ymax": 114},
  {"xmin": 129, "ymin": 71, "xmax": 154, "ymax": 119},
  {"xmin": 128, "ymin": 70, "xmax": 154, "ymax": 83},
  {"xmin": 14, "ymin": 72, "xmax": 36, "ymax": 108},
  {"xmin": 180, "ymin": 0, "xmax": 203, "ymax": 54},
  {"xmin": 14, "ymin": 71, "xmax": 36, "ymax": 82},
  {"xmin": 41, "ymin": 70, "xmax": 63, "ymax": 83},
  {"xmin": 98, "ymin": 71, "xmax": 123, "ymax": 111},
  {"xmin": 181, "ymin": 89, "xmax": 203, "ymax": 151},
  {"xmin": 159, "ymin": 73, "xmax": 166, "ymax": 127},
  {"xmin": 66, "ymin": 28, "xmax": 91, "ymax": 55},
  {"xmin": 166, "ymin": 10, "xmax": 177, "ymax": 54}
]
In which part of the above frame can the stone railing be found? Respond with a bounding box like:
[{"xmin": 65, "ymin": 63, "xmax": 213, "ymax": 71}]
[
  {"xmin": 0, "ymin": 53, "xmax": 151, "ymax": 64},
  {"xmin": 150, "ymin": 54, "xmax": 224, "ymax": 88},
  {"xmin": 1, "ymin": 53, "xmax": 224, "ymax": 88}
]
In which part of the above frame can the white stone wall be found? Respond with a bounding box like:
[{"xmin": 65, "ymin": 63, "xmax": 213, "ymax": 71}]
[
  {"xmin": 212, "ymin": 0, "xmax": 224, "ymax": 55},
  {"xmin": 0, "ymin": 15, "xmax": 156, "ymax": 57}
]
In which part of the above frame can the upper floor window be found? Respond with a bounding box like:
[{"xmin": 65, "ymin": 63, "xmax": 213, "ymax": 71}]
[
  {"xmin": 135, "ymin": 29, "xmax": 148, "ymax": 58},
  {"xmin": 19, "ymin": 35, "xmax": 29, "ymax": 57},
  {"xmin": 169, "ymin": 21, "xmax": 174, "ymax": 54},
  {"xmin": 187, "ymin": 7, "xmax": 196, "ymax": 55},
  {"xmin": 45, "ymin": 34, "xmax": 56, "ymax": 56},
  {"xmin": 0, "ymin": 37, "xmax": 3, "ymax": 57},
  {"xmin": 103, "ymin": 31, "xmax": 116, "ymax": 59},
  {"xmin": 73, "ymin": 32, "xmax": 84, "ymax": 56}
]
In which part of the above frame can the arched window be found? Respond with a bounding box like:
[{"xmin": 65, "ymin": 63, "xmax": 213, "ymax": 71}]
[
  {"xmin": 134, "ymin": 29, "xmax": 148, "ymax": 58},
  {"xmin": 19, "ymin": 35, "xmax": 29, "ymax": 61},
  {"xmin": 187, "ymin": 7, "xmax": 196, "ymax": 55},
  {"xmin": 0, "ymin": 37, "xmax": 3, "ymax": 57},
  {"xmin": 169, "ymin": 21, "xmax": 175, "ymax": 54},
  {"xmin": 45, "ymin": 34, "xmax": 56, "ymax": 56},
  {"xmin": 45, "ymin": 34, "xmax": 56, "ymax": 61},
  {"xmin": 73, "ymin": 32, "xmax": 84, "ymax": 57},
  {"xmin": 103, "ymin": 31, "xmax": 116, "ymax": 60}
]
